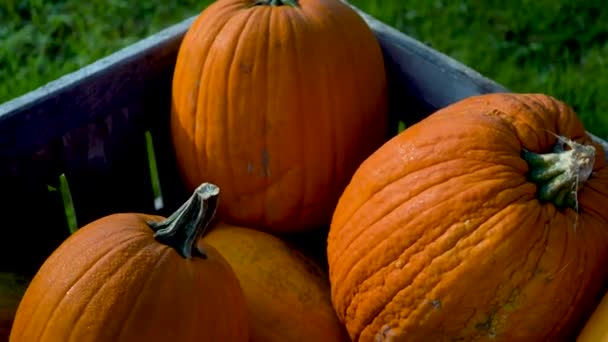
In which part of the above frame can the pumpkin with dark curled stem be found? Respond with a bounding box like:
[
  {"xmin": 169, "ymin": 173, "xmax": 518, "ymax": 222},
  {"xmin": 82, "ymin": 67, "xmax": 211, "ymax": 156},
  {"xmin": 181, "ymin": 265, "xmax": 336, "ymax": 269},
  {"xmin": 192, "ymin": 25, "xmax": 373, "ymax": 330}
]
[
  {"xmin": 10, "ymin": 183, "xmax": 249, "ymax": 342},
  {"xmin": 327, "ymin": 93, "xmax": 608, "ymax": 342},
  {"xmin": 170, "ymin": 0, "xmax": 388, "ymax": 233}
]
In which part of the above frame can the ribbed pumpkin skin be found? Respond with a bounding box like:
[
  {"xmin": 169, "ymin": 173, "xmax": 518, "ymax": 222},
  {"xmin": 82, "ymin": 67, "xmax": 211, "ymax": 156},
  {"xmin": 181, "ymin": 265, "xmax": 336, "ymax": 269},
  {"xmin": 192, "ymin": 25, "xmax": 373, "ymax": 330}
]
[
  {"xmin": 201, "ymin": 224, "xmax": 350, "ymax": 342},
  {"xmin": 171, "ymin": 0, "xmax": 388, "ymax": 232},
  {"xmin": 327, "ymin": 93, "xmax": 608, "ymax": 341},
  {"xmin": 10, "ymin": 214, "xmax": 249, "ymax": 342}
]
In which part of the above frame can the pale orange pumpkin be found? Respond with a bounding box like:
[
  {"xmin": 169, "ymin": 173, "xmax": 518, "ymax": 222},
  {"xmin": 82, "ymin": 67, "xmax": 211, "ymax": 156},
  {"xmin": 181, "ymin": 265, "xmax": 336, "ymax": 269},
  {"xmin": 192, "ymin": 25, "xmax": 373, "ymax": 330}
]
[
  {"xmin": 171, "ymin": 0, "xmax": 388, "ymax": 233},
  {"xmin": 578, "ymin": 289, "xmax": 608, "ymax": 341},
  {"xmin": 201, "ymin": 224, "xmax": 349, "ymax": 342}
]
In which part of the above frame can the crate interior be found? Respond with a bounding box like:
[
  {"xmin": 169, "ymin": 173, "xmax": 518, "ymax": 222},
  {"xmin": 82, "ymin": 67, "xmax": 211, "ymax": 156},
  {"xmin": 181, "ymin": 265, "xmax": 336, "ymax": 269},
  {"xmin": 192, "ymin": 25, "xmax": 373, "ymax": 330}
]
[{"xmin": 0, "ymin": 8, "xmax": 504, "ymax": 277}]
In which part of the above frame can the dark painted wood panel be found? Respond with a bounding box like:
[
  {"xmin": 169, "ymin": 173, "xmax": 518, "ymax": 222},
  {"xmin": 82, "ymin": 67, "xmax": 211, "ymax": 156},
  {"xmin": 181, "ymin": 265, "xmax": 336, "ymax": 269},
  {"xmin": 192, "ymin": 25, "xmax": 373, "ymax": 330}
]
[
  {"xmin": 0, "ymin": 141, "xmax": 70, "ymax": 275},
  {"xmin": 0, "ymin": 17, "xmax": 195, "ymax": 160},
  {"xmin": 0, "ymin": 18, "xmax": 195, "ymax": 274},
  {"xmin": 61, "ymin": 102, "xmax": 156, "ymax": 227}
]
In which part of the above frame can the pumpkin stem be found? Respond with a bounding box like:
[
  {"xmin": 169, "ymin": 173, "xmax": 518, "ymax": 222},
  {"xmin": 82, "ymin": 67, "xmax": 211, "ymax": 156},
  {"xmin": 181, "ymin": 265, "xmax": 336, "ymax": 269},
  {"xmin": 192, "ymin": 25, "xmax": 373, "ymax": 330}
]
[
  {"xmin": 251, "ymin": 0, "xmax": 298, "ymax": 7},
  {"xmin": 149, "ymin": 183, "xmax": 220, "ymax": 259},
  {"xmin": 522, "ymin": 136, "xmax": 595, "ymax": 209}
]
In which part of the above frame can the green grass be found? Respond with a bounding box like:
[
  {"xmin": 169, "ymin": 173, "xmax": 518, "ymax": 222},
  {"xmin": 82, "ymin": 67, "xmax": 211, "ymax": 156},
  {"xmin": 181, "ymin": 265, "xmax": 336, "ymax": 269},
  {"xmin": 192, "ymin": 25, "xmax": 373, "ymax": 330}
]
[
  {"xmin": 351, "ymin": 0, "xmax": 608, "ymax": 139},
  {"xmin": 0, "ymin": 0, "xmax": 211, "ymax": 103},
  {"xmin": 47, "ymin": 173, "xmax": 78, "ymax": 233},
  {"xmin": 1, "ymin": 0, "xmax": 607, "ymax": 138}
]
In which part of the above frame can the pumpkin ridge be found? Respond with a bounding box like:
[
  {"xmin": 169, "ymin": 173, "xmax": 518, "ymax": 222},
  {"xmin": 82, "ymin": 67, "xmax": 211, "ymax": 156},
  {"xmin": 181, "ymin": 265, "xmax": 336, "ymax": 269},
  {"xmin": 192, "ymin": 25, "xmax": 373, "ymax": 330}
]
[
  {"xmin": 517, "ymin": 94, "xmax": 556, "ymax": 136},
  {"xmin": 262, "ymin": 7, "xmax": 276, "ymax": 223},
  {"xmin": 318, "ymin": 0, "xmax": 387, "ymax": 192},
  {"xmin": 37, "ymin": 232, "xmax": 150, "ymax": 341},
  {"xmin": 9, "ymin": 222, "xmax": 146, "ymax": 341},
  {"xmin": 307, "ymin": 0, "xmax": 387, "ymax": 226},
  {"xmin": 487, "ymin": 210, "xmax": 550, "ymax": 324},
  {"xmin": 174, "ymin": 2, "xmax": 242, "ymax": 188},
  {"xmin": 284, "ymin": 8, "xmax": 307, "ymax": 223},
  {"xmin": 328, "ymin": 114, "xmax": 527, "ymax": 282},
  {"xmin": 308, "ymin": 1, "xmax": 349, "ymax": 206},
  {"xmin": 545, "ymin": 244, "xmax": 587, "ymax": 339},
  {"xmin": 321, "ymin": 13, "xmax": 340, "ymax": 215},
  {"xmin": 481, "ymin": 224, "xmax": 548, "ymax": 335},
  {"xmin": 69, "ymin": 242, "xmax": 167, "ymax": 340},
  {"xmin": 489, "ymin": 212, "xmax": 588, "ymax": 340},
  {"xmin": 499, "ymin": 93, "xmax": 580, "ymax": 152},
  {"xmin": 502, "ymin": 94, "xmax": 551, "ymax": 139},
  {"xmin": 225, "ymin": 8, "xmax": 258, "ymax": 194},
  {"xmin": 345, "ymin": 184, "xmax": 538, "ymax": 339},
  {"xmin": 357, "ymin": 201, "xmax": 543, "ymax": 340},
  {"xmin": 201, "ymin": 7, "xmax": 249, "ymax": 185},
  {"xmin": 295, "ymin": 5, "xmax": 355, "ymax": 224},
  {"xmin": 295, "ymin": 8, "xmax": 319, "ymax": 222},
  {"xmin": 538, "ymin": 93, "xmax": 569, "ymax": 136},
  {"xmin": 532, "ymin": 93, "xmax": 583, "ymax": 141},
  {"xmin": 330, "ymin": 132, "xmax": 511, "ymax": 257},
  {"xmin": 334, "ymin": 160, "xmax": 528, "ymax": 297},
  {"xmin": 114, "ymin": 247, "xmax": 172, "ymax": 341},
  {"xmin": 580, "ymin": 176, "xmax": 608, "ymax": 219}
]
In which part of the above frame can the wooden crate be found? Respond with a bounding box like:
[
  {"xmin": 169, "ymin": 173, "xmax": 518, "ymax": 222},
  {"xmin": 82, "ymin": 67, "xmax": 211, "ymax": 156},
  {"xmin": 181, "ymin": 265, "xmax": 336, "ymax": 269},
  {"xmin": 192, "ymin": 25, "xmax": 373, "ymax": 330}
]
[{"xmin": 0, "ymin": 4, "xmax": 507, "ymax": 276}]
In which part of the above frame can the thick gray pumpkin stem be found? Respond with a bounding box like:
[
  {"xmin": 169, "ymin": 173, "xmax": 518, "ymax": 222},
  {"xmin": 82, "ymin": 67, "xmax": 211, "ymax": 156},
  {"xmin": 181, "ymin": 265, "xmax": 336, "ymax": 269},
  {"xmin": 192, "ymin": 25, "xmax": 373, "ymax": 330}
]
[
  {"xmin": 523, "ymin": 136, "xmax": 595, "ymax": 209},
  {"xmin": 149, "ymin": 183, "xmax": 220, "ymax": 259}
]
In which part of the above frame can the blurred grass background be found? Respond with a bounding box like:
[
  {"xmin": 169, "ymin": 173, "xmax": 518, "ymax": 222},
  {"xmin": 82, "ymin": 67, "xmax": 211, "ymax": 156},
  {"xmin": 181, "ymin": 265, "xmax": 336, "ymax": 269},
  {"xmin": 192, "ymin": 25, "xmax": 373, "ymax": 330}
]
[{"xmin": 0, "ymin": 0, "xmax": 607, "ymax": 138}]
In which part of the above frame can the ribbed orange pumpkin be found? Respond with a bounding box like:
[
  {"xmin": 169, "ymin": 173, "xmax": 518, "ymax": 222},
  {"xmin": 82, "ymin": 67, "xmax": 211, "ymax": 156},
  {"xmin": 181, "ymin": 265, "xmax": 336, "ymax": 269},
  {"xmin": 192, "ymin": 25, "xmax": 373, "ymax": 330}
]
[
  {"xmin": 201, "ymin": 224, "xmax": 349, "ymax": 342},
  {"xmin": 10, "ymin": 184, "xmax": 249, "ymax": 342},
  {"xmin": 171, "ymin": 0, "xmax": 388, "ymax": 233},
  {"xmin": 327, "ymin": 93, "xmax": 608, "ymax": 341}
]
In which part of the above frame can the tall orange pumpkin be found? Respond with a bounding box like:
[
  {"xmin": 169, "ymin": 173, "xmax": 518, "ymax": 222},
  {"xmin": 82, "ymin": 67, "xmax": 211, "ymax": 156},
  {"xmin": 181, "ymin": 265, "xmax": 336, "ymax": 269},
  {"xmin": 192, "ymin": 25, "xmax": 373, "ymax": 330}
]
[
  {"xmin": 171, "ymin": 0, "xmax": 388, "ymax": 232},
  {"xmin": 10, "ymin": 183, "xmax": 249, "ymax": 342},
  {"xmin": 327, "ymin": 93, "xmax": 608, "ymax": 341}
]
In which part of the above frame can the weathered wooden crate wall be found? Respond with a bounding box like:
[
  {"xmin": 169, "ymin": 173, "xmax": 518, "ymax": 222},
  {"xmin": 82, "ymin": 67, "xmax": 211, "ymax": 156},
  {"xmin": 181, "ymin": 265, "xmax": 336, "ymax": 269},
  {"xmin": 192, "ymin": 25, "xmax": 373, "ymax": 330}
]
[{"xmin": 0, "ymin": 5, "xmax": 507, "ymax": 276}]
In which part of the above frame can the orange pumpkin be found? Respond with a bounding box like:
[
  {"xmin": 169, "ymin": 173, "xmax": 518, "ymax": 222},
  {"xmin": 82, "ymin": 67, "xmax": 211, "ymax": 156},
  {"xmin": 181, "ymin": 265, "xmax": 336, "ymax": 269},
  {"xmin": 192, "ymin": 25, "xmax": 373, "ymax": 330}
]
[
  {"xmin": 171, "ymin": 0, "xmax": 388, "ymax": 233},
  {"xmin": 578, "ymin": 288, "xmax": 608, "ymax": 341},
  {"xmin": 10, "ymin": 183, "xmax": 249, "ymax": 342},
  {"xmin": 327, "ymin": 93, "xmax": 608, "ymax": 341},
  {"xmin": 201, "ymin": 224, "xmax": 349, "ymax": 342}
]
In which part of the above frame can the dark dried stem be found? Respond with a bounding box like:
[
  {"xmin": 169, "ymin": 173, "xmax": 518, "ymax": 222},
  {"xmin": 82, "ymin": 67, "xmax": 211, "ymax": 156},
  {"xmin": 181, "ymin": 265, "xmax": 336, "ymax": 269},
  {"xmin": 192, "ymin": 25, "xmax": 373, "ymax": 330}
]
[{"xmin": 149, "ymin": 183, "xmax": 220, "ymax": 259}]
